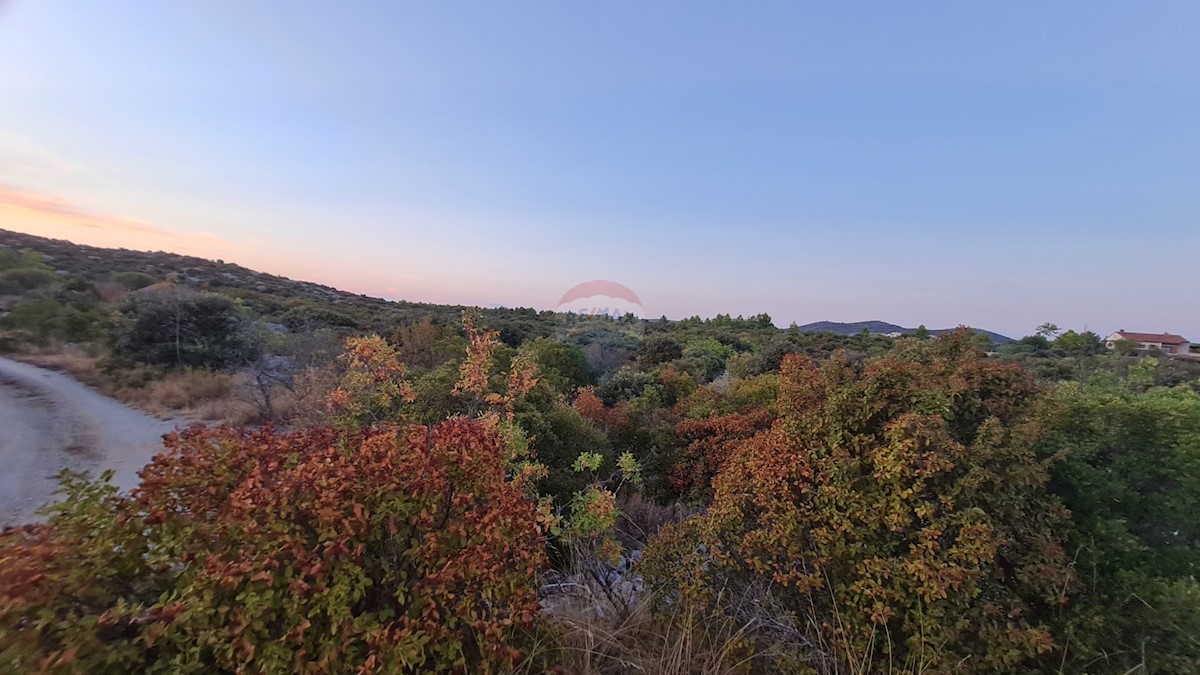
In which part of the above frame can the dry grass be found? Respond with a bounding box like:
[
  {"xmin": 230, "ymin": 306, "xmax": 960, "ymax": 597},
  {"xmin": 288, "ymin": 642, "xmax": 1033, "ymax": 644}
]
[
  {"xmin": 615, "ymin": 490, "xmax": 699, "ymax": 550},
  {"xmin": 127, "ymin": 369, "xmax": 233, "ymax": 410},
  {"xmin": 534, "ymin": 523, "xmax": 787, "ymax": 675},
  {"xmin": 192, "ymin": 396, "xmax": 261, "ymax": 425},
  {"xmin": 536, "ymin": 578, "xmax": 939, "ymax": 674},
  {"xmin": 119, "ymin": 369, "xmax": 269, "ymax": 425},
  {"xmin": 12, "ymin": 344, "xmax": 105, "ymax": 387},
  {"xmin": 535, "ymin": 592, "xmax": 765, "ymax": 675},
  {"xmin": 12, "ymin": 344, "xmax": 297, "ymax": 426},
  {"xmin": 287, "ymin": 363, "xmax": 341, "ymax": 426}
]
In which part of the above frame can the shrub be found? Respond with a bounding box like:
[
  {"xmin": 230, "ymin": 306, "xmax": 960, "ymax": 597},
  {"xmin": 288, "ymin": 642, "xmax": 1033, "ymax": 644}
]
[
  {"xmin": 525, "ymin": 337, "xmax": 592, "ymax": 395},
  {"xmin": 637, "ymin": 335, "xmax": 683, "ymax": 366},
  {"xmin": 669, "ymin": 407, "xmax": 774, "ymax": 501},
  {"xmin": 1039, "ymin": 382, "xmax": 1200, "ymax": 671},
  {"xmin": 573, "ymin": 387, "xmax": 630, "ymax": 434},
  {"xmin": 516, "ymin": 402, "xmax": 612, "ymax": 505},
  {"xmin": 0, "ymin": 267, "xmax": 59, "ymax": 291},
  {"xmin": 325, "ymin": 335, "xmax": 415, "ymax": 427},
  {"xmin": 596, "ymin": 366, "xmax": 656, "ymax": 405},
  {"xmin": 111, "ymin": 271, "xmax": 157, "ymax": 290},
  {"xmin": 278, "ymin": 304, "xmax": 361, "ymax": 331},
  {"xmin": 0, "ymin": 421, "xmax": 550, "ymax": 673},
  {"xmin": 643, "ymin": 332, "xmax": 1075, "ymax": 673},
  {"xmin": 110, "ymin": 288, "xmax": 258, "ymax": 369},
  {"xmin": 391, "ymin": 316, "xmax": 457, "ymax": 370},
  {"xmin": 403, "ymin": 361, "xmax": 467, "ymax": 426},
  {"xmin": 0, "ymin": 248, "xmax": 49, "ymax": 272},
  {"xmin": 678, "ymin": 337, "xmax": 736, "ymax": 382},
  {"xmin": 0, "ymin": 298, "xmax": 102, "ymax": 344}
]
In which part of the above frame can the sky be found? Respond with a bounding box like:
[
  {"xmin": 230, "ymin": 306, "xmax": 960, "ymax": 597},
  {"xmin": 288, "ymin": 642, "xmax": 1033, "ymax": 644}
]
[{"xmin": 1, "ymin": 2, "xmax": 1197, "ymax": 339}]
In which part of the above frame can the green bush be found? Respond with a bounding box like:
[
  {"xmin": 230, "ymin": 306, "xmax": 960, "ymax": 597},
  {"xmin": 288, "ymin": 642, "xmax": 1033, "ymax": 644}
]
[
  {"xmin": 596, "ymin": 365, "xmax": 656, "ymax": 404},
  {"xmin": 110, "ymin": 288, "xmax": 258, "ymax": 368},
  {"xmin": 0, "ymin": 299, "xmax": 100, "ymax": 344},
  {"xmin": 637, "ymin": 335, "xmax": 683, "ymax": 366},
  {"xmin": 111, "ymin": 271, "xmax": 157, "ymax": 290},
  {"xmin": 0, "ymin": 267, "xmax": 59, "ymax": 291},
  {"xmin": 1040, "ymin": 382, "xmax": 1200, "ymax": 671},
  {"xmin": 524, "ymin": 337, "xmax": 592, "ymax": 394},
  {"xmin": 0, "ymin": 248, "xmax": 50, "ymax": 272},
  {"xmin": 515, "ymin": 397, "xmax": 611, "ymax": 505}
]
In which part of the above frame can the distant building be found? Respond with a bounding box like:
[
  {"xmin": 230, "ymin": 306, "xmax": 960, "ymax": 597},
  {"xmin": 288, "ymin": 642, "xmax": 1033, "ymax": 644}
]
[{"xmin": 1104, "ymin": 330, "xmax": 1193, "ymax": 355}]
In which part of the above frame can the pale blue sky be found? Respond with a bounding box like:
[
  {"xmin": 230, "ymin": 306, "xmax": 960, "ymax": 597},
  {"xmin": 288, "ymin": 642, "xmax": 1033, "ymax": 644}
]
[{"xmin": 1, "ymin": 2, "xmax": 1197, "ymax": 338}]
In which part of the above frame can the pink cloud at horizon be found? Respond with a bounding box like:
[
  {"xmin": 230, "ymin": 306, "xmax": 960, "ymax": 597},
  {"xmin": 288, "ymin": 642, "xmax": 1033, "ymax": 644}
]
[
  {"xmin": 0, "ymin": 182, "xmax": 491, "ymax": 308},
  {"xmin": 0, "ymin": 183, "xmax": 238, "ymax": 259}
]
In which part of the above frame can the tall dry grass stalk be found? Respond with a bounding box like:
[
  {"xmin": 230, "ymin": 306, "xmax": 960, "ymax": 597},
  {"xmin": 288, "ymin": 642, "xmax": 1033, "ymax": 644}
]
[
  {"xmin": 11, "ymin": 344, "xmax": 104, "ymax": 386},
  {"xmin": 538, "ymin": 591, "xmax": 762, "ymax": 675},
  {"xmin": 120, "ymin": 369, "xmax": 259, "ymax": 424}
]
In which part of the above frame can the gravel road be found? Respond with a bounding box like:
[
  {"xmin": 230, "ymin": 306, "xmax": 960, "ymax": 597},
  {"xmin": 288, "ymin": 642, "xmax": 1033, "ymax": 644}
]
[{"xmin": 0, "ymin": 356, "xmax": 180, "ymax": 526}]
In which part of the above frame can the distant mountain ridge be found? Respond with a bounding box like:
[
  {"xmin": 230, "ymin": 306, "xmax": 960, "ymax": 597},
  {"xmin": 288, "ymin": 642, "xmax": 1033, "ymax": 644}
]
[
  {"xmin": 796, "ymin": 320, "xmax": 1013, "ymax": 345},
  {"xmin": 1, "ymin": 229, "xmax": 1014, "ymax": 344}
]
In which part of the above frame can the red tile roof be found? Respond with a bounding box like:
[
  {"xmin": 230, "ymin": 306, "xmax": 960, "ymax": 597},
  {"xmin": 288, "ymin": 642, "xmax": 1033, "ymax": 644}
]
[{"xmin": 1113, "ymin": 331, "xmax": 1190, "ymax": 345}]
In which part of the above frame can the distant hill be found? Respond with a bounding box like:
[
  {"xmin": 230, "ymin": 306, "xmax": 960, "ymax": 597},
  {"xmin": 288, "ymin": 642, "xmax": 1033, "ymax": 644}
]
[
  {"xmin": 797, "ymin": 320, "xmax": 909, "ymax": 335},
  {"xmin": 796, "ymin": 320, "xmax": 1013, "ymax": 345},
  {"xmin": 2, "ymin": 229, "xmax": 1015, "ymax": 345},
  {"xmin": 0, "ymin": 228, "xmax": 377, "ymax": 305},
  {"xmin": 0, "ymin": 228, "xmax": 534, "ymax": 336}
]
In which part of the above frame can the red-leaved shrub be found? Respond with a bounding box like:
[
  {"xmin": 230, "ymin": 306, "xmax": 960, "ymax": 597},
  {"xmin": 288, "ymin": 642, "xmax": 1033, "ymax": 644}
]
[{"xmin": 0, "ymin": 419, "xmax": 549, "ymax": 673}]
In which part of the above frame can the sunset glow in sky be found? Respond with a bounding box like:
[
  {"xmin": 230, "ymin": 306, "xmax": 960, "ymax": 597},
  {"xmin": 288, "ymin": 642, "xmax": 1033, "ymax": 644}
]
[{"xmin": 2, "ymin": 2, "xmax": 1198, "ymax": 337}]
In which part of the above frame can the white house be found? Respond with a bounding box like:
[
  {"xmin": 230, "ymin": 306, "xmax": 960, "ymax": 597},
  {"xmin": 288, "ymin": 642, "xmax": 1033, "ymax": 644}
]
[{"xmin": 1104, "ymin": 330, "xmax": 1193, "ymax": 355}]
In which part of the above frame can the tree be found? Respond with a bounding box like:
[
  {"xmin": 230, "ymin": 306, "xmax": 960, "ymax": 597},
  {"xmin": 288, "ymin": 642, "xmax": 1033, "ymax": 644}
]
[
  {"xmin": 637, "ymin": 335, "xmax": 683, "ymax": 366},
  {"xmin": 750, "ymin": 312, "xmax": 773, "ymax": 328},
  {"xmin": 595, "ymin": 366, "xmax": 656, "ymax": 405},
  {"xmin": 1036, "ymin": 322, "xmax": 1061, "ymax": 341},
  {"xmin": 525, "ymin": 337, "xmax": 592, "ymax": 395},
  {"xmin": 1053, "ymin": 329, "xmax": 1102, "ymax": 354},
  {"xmin": 1018, "ymin": 334, "xmax": 1052, "ymax": 350},
  {"xmin": 392, "ymin": 315, "xmax": 451, "ymax": 370},
  {"xmin": 111, "ymin": 288, "xmax": 258, "ymax": 369}
]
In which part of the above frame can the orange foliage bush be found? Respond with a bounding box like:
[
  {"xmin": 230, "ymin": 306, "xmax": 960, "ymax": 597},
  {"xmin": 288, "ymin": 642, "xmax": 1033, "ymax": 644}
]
[
  {"xmin": 572, "ymin": 386, "xmax": 630, "ymax": 433},
  {"xmin": 669, "ymin": 407, "xmax": 774, "ymax": 499},
  {"xmin": 0, "ymin": 420, "xmax": 549, "ymax": 673},
  {"xmin": 454, "ymin": 312, "xmax": 538, "ymax": 421},
  {"xmin": 325, "ymin": 334, "xmax": 415, "ymax": 427},
  {"xmin": 643, "ymin": 332, "xmax": 1076, "ymax": 673}
]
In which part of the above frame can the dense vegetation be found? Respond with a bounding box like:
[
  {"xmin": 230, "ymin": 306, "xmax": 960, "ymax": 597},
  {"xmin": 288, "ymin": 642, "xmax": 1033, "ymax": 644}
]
[{"xmin": 2, "ymin": 230, "xmax": 1198, "ymax": 673}]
